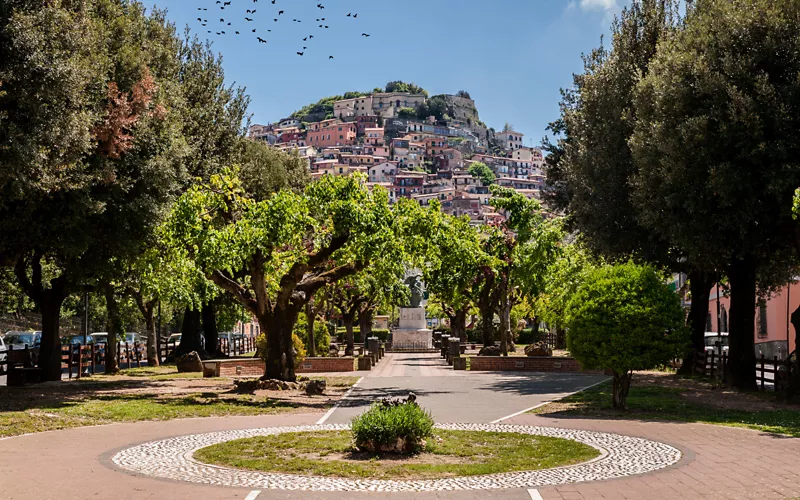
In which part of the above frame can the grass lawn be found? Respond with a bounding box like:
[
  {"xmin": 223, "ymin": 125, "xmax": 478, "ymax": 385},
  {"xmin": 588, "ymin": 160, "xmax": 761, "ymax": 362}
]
[
  {"xmin": 531, "ymin": 376, "xmax": 800, "ymax": 437},
  {"xmin": 0, "ymin": 367, "xmax": 357, "ymax": 438},
  {"xmin": 194, "ymin": 429, "xmax": 599, "ymax": 480}
]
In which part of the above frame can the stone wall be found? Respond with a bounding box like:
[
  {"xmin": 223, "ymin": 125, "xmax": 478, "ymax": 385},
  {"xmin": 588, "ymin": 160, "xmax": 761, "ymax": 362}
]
[{"xmin": 468, "ymin": 356, "xmax": 593, "ymax": 373}]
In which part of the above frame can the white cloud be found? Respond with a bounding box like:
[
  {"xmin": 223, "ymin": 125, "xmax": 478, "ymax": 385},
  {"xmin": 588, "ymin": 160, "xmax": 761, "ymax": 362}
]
[{"xmin": 579, "ymin": 0, "xmax": 617, "ymax": 11}]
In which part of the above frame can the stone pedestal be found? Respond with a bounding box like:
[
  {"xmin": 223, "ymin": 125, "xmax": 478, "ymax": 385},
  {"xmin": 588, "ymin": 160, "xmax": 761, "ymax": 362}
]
[{"xmin": 392, "ymin": 307, "xmax": 433, "ymax": 349}]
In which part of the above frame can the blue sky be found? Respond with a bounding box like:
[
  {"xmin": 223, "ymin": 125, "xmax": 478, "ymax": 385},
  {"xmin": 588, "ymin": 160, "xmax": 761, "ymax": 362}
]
[{"xmin": 147, "ymin": 0, "xmax": 625, "ymax": 146}]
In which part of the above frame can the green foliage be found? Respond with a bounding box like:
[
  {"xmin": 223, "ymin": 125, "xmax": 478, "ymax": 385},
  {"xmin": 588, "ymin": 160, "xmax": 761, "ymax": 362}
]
[
  {"xmin": 416, "ymin": 95, "xmax": 449, "ymax": 121},
  {"xmin": 396, "ymin": 107, "xmax": 417, "ymax": 119},
  {"xmin": 538, "ymin": 243, "xmax": 595, "ymax": 331},
  {"xmin": 294, "ymin": 314, "xmax": 331, "ymax": 356},
  {"xmin": 256, "ymin": 332, "xmax": 306, "ymax": 369},
  {"xmin": 456, "ymin": 90, "xmax": 472, "ymax": 99},
  {"xmin": 565, "ymin": 262, "xmax": 687, "ymax": 377},
  {"xmin": 468, "ymin": 162, "xmax": 496, "ymax": 186},
  {"xmin": 291, "ymin": 90, "xmax": 369, "ymax": 121},
  {"xmin": 541, "ymin": 0, "xmax": 681, "ymax": 263},
  {"xmin": 384, "ymin": 81, "xmax": 428, "ymax": 96},
  {"xmin": 516, "ymin": 328, "xmax": 542, "ymax": 345},
  {"xmin": 351, "ymin": 402, "xmax": 434, "ymax": 454}
]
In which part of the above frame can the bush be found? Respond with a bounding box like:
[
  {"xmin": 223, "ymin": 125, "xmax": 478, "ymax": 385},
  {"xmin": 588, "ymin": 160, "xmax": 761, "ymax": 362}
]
[
  {"xmin": 565, "ymin": 262, "xmax": 687, "ymax": 410},
  {"xmin": 516, "ymin": 328, "xmax": 542, "ymax": 345},
  {"xmin": 335, "ymin": 327, "xmax": 389, "ymax": 341},
  {"xmin": 351, "ymin": 399, "xmax": 434, "ymax": 454},
  {"xmin": 294, "ymin": 316, "xmax": 330, "ymax": 356},
  {"xmin": 256, "ymin": 332, "xmax": 307, "ymax": 370}
]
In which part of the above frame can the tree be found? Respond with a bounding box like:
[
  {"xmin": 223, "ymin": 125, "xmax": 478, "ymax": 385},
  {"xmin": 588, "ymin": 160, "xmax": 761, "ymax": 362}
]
[
  {"xmin": 456, "ymin": 90, "xmax": 472, "ymax": 100},
  {"xmin": 488, "ymin": 186, "xmax": 562, "ymax": 355},
  {"xmin": 566, "ymin": 262, "xmax": 687, "ymax": 408},
  {"xmin": 630, "ymin": 0, "xmax": 800, "ymax": 389},
  {"xmin": 397, "ymin": 107, "xmax": 416, "ymax": 119},
  {"xmin": 540, "ymin": 0, "xmax": 714, "ymax": 372},
  {"xmin": 384, "ymin": 81, "xmax": 428, "ymax": 96},
  {"xmin": 422, "ymin": 211, "xmax": 488, "ymax": 342},
  {"xmin": 468, "ymin": 162, "xmax": 496, "ymax": 187},
  {"xmin": 0, "ymin": 1, "xmax": 184, "ymax": 379},
  {"xmin": 164, "ymin": 171, "xmax": 405, "ymax": 381}
]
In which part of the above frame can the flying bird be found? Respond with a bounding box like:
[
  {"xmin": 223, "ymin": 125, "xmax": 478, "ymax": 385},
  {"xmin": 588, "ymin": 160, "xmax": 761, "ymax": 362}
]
[
  {"xmin": 297, "ymin": 51, "xmax": 304, "ymax": 56},
  {"xmin": 329, "ymin": 55, "xmax": 334, "ymax": 59},
  {"xmin": 362, "ymin": 33, "xmax": 370, "ymax": 37}
]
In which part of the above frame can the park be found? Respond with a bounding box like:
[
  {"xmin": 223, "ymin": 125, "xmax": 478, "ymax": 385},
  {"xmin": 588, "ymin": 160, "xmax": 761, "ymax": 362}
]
[{"xmin": 2, "ymin": 0, "xmax": 800, "ymax": 499}]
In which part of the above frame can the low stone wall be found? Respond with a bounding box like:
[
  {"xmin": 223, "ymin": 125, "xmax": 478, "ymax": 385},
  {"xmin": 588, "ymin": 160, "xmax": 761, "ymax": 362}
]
[
  {"xmin": 202, "ymin": 356, "xmax": 357, "ymax": 377},
  {"xmin": 297, "ymin": 357, "xmax": 357, "ymax": 373},
  {"xmin": 468, "ymin": 356, "xmax": 591, "ymax": 373}
]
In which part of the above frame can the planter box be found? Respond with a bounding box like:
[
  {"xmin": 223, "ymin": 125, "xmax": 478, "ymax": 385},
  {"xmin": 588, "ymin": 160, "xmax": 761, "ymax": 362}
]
[{"xmin": 468, "ymin": 356, "xmax": 595, "ymax": 373}]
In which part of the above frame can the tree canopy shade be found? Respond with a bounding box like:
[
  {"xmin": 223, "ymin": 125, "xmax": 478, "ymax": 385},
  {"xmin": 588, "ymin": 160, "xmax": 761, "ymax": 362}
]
[
  {"xmin": 468, "ymin": 162, "xmax": 496, "ymax": 187},
  {"xmin": 566, "ymin": 262, "xmax": 687, "ymax": 408},
  {"xmin": 630, "ymin": 0, "xmax": 800, "ymax": 389},
  {"xmin": 164, "ymin": 171, "xmax": 409, "ymax": 380}
]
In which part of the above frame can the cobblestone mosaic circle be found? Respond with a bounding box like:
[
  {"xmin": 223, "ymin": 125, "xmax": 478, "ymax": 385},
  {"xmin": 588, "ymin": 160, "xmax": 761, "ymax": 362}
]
[{"xmin": 112, "ymin": 423, "xmax": 681, "ymax": 491}]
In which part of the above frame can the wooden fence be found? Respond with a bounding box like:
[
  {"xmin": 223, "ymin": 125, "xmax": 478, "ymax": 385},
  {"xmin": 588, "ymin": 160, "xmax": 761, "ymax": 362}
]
[
  {"xmin": 693, "ymin": 350, "xmax": 794, "ymax": 391},
  {"xmin": 1, "ymin": 336, "xmax": 257, "ymax": 381}
]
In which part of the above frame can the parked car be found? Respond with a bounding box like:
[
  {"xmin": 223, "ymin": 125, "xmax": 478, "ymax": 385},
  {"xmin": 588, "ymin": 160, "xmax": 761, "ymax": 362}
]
[
  {"xmin": 0, "ymin": 335, "xmax": 7, "ymax": 374},
  {"xmin": 704, "ymin": 332, "xmax": 729, "ymax": 353},
  {"xmin": 4, "ymin": 331, "xmax": 42, "ymax": 349},
  {"xmin": 166, "ymin": 333, "xmax": 182, "ymax": 345}
]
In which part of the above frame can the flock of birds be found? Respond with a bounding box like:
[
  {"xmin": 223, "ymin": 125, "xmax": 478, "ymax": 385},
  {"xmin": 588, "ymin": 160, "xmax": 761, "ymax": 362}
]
[{"xmin": 195, "ymin": 0, "xmax": 371, "ymax": 59}]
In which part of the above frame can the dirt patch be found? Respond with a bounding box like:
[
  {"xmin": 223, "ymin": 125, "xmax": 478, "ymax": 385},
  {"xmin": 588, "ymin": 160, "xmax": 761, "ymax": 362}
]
[{"xmin": 298, "ymin": 450, "xmax": 470, "ymax": 465}]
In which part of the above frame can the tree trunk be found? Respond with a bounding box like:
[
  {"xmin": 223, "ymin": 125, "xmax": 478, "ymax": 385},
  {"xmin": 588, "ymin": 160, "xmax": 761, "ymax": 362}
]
[
  {"xmin": 306, "ymin": 301, "xmax": 316, "ymax": 358},
  {"xmin": 678, "ymin": 270, "xmax": 714, "ymax": 375},
  {"xmin": 612, "ymin": 370, "xmax": 633, "ymax": 410},
  {"xmin": 202, "ymin": 302, "xmax": 220, "ymax": 357},
  {"xmin": 343, "ymin": 312, "xmax": 356, "ymax": 354},
  {"xmin": 358, "ymin": 307, "xmax": 373, "ymax": 346},
  {"xmin": 262, "ymin": 304, "xmax": 300, "ymax": 381},
  {"xmin": 175, "ymin": 307, "xmax": 207, "ymax": 358},
  {"xmin": 556, "ymin": 327, "xmax": 567, "ymax": 350},
  {"xmin": 478, "ymin": 272, "xmax": 495, "ymax": 347},
  {"xmin": 103, "ymin": 284, "xmax": 121, "ymax": 374},
  {"xmin": 499, "ymin": 293, "xmax": 510, "ymax": 356},
  {"xmin": 143, "ymin": 303, "xmax": 159, "ymax": 367},
  {"xmin": 451, "ymin": 308, "xmax": 468, "ymax": 342},
  {"xmin": 38, "ymin": 291, "xmax": 66, "ymax": 381},
  {"xmin": 791, "ymin": 304, "xmax": 800, "ymax": 356},
  {"xmin": 531, "ymin": 316, "xmax": 540, "ymax": 342},
  {"xmin": 727, "ymin": 255, "xmax": 758, "ymax": 390}
]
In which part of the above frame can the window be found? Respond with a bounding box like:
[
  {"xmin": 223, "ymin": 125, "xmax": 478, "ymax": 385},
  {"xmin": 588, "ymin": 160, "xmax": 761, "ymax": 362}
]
[
  {"xmin": 758, "ymin": 302, "xmax": 768, "ymax": 337},
  {"xmin": 720, "ymin": 305, "xmax": 728, "ymax": 333}
]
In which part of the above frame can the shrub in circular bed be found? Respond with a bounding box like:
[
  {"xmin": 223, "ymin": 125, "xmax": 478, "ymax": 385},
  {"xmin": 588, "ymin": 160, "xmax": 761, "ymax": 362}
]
[{"xmin": 351, "ymin": 399, "xmax": 433, "ymax": 454}]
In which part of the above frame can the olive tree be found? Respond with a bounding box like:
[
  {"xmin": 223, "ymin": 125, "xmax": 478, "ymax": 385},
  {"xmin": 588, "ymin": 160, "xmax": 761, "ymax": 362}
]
[{"xmin": 566, "ymin": 262, "xmax": 687, "ymax": 409}]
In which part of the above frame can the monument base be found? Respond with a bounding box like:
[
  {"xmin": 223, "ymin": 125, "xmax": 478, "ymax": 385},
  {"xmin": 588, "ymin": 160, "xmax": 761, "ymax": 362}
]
[{"xmin": 392, "ymin": 328, "xmax": 433, "ymax": 349}]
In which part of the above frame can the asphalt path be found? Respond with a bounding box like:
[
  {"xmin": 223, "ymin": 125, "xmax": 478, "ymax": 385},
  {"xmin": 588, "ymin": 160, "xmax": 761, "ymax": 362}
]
[{"xmin": 324, "ymin": 353, "xmax": 607, "ymax": 424}]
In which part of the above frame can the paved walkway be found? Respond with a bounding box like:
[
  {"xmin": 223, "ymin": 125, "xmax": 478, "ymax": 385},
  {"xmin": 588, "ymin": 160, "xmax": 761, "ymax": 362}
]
[
  {"xmin": 325, "ymin": 353, "xmax": 606, "ymax": 424},
  {"xmin": 0, "ymin": 353, "xmax": 799, "ymax": 499}
]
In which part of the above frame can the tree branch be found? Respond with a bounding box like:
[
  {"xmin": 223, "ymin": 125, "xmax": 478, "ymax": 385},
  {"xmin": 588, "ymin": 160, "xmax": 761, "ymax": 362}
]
[{"xmin": 208, "ymin": 270, "xmax": 258, "ymax": 316}]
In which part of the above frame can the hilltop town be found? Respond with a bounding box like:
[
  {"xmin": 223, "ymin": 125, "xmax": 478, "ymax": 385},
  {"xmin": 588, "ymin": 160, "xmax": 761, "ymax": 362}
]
[{"xmin": 248, "ymin": 83, "xmax": 545, "ymax": 224}]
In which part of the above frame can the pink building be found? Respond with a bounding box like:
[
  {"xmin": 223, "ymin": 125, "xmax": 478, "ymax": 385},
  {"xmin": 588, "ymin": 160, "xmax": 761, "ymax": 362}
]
[
  {"xmin": 707, "ymin": 282, "xmax": 797, "ymax": 358},
  {"xmin": 307, "ymin": 119, "xmax": 357, "ymax": 148},
  {"xmin": 364, "ymin": 127, "xmax": 385, "ymax": 146}
]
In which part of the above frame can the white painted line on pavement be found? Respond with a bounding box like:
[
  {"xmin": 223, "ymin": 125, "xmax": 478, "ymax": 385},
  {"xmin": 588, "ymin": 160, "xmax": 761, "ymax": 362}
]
[
  {"xmin": 527, "ymin": 488, "xmax": 544, "ymax": 500},
  {"xmin": 490, "ymin": 377, "xmax": 609, "ymax": 424},
  {"xmin": 316, "ymin": 376, "xmax": 364, "ymax": 424},
  {"xmin": 244, "ymin": 490, "xmax": 261, "ymax": 500}
]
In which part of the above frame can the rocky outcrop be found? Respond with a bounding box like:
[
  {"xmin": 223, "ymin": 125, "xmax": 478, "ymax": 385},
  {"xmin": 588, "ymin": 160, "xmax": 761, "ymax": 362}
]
[
  {"xmin": 175, "ymin": 351, "xmax": 203, "ymax": 372},
  {"xmin": 525, "ymin": 342, "xmax": 553, "ymax": 357}
]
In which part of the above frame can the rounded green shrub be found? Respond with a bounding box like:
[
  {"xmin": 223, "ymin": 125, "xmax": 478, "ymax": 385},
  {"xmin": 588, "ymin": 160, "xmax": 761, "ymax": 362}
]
[
  {"xmin": 351, "ymin": 399, "xmax": 434, "ymax": 454},
  {"xmin": 565, "ymin": 261, "xmax": 687, "ymax": 409}
]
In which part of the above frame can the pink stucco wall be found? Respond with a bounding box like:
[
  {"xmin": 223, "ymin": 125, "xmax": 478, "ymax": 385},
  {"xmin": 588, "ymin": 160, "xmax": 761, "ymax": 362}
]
[{"xmin": 708, "ymin": 282, "xmax": 797, "ymax": 355}]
